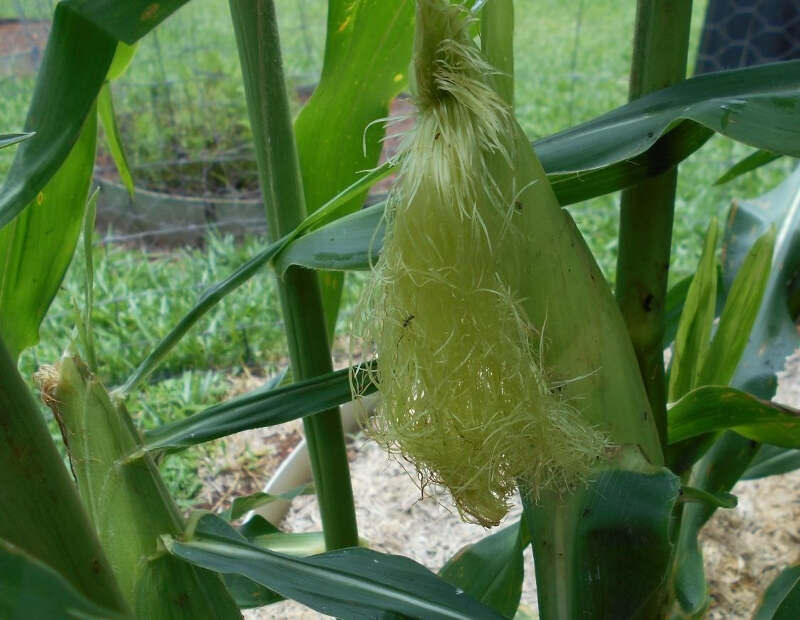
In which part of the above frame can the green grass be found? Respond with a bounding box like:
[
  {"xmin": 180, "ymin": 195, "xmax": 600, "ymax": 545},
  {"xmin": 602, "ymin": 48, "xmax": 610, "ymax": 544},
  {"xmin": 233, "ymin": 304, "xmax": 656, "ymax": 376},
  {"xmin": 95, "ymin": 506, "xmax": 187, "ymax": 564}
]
[{"xmin": 5, "ymin": 0, "xmax": 798, "ymax": 507}]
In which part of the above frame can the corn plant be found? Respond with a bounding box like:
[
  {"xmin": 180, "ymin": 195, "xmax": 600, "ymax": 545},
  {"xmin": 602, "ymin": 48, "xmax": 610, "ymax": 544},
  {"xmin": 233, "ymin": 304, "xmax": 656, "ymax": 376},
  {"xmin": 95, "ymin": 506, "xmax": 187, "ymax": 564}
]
[{"xmin": 1, "ymin": 0, "xmax": 800, "ymax": 618}]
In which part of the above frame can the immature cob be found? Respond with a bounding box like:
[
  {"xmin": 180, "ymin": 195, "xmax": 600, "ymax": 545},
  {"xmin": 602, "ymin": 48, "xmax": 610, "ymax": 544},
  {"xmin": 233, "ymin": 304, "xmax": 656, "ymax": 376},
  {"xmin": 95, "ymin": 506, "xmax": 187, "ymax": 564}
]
[
  {"xmin": 352, "ymin": 0, "xmax": 663, "ymax": 527},
  {"xmin": 36, "ymin": 355, "xmax": 241, "ymax": 620}
]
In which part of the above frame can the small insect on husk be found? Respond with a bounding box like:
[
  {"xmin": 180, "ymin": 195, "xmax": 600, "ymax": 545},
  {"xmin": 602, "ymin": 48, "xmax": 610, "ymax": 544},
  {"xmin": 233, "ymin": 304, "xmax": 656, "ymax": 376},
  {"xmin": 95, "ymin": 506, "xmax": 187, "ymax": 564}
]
[{"xmin": 350, "ymin": 0, "xmax": 661, "ymax": 527}]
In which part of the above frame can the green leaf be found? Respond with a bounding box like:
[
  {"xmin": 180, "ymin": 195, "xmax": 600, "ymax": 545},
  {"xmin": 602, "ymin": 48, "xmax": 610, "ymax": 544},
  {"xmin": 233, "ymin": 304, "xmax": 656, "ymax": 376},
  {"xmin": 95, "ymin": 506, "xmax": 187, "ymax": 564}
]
[
  {"xmin": 724, "ymin": 166, "xmax": 800, "ymax": 401},
  {"xmin": 0, "ymin": 133, "xmax": 33, "ymax": 149},
  {"xmin": 697, "ymin": 227, "xmax": 775, "ymax": 387},
  {"xmin": 742, "ymin": 445, "xmax": 800, "ymax": 480},
  {"xmin": 671, "ymin": 432, "xmax": 761, "ymax": 614},
  {"xmin": 51, "ymin": 356, "xmax": 241, "ymax": 619},
  {"xmin": 719, "ymin": 164, "xmax": 800, "ymax": 481},
  {"xmin": 538, "ymin": 59, "xmax": 800, "ymax": 177},
  {"xmin": 98, "ymin": 83, "xmax": 134, "ymax": 197},
  {"xmin": 668, "ymin": 386, "xmax": 800, "ymax": 447},
  {"xmin": 755, "ymin": 565, "xmax": 800, "ymax": 620},
  {"xmin": 294, "ymin": 0, "xmax": 414, "ymax": 337},
  {"xmin": 121, "ymin": 163, "xmax": 389, "ymax": 394},
  {"xmin": 0, "ymin": 6, "xmax": 115, "ymax": 230},
  {"xmin": 227, "ymin": 483, "xmax": 314, "ymax": 521},
  {"xmin": 439, "ymin": 520, "xmax": 529, "ymax": 619},
  {"xmin": 275, "ymin": 202, "xmax": 386, "ymax": 273},
  {"xmin": 671, "ymin": 166, "xmax": 800, "ymax": 611},
  {"xmin": 524, "ymin": 449, "xmax": 681, "ymax": 620},
  {"xmin": 119, "ymin": 236, "xmax": 286, "ymax": 394},
  {"xmin": 136, "ymin": 362, "xmax": 376, "ymax": 455},
  {"xmin": 107, "ymin": 41, "xmax": 138, "ymax": 81},
  {"xmin": 668, "ymin": 219, "xmax": 719, "ymax": 401},
  {"xmin": 63, "ymin": 0, "xmax": 191, "ymax": 44},
  {"xmin": 0, "ymin": 540, "xmax": 130, "ymax": 620},
  {"xmin": 164, "ymin": 513, "xmax": 505, "ymax": 620},
  {"xmin": 678, "ymin": 486, "xmax": 737, "ymax": 509},
  {"xmin": 0, "ymin": 104, "xmax": 97, "ymax": 361},
  {"xmin": 714, "ymin": 149, "xmax": 785, "ymax": 186},
  {"xmin": 0, "ymin": 337, "xmax": 130, "ymax": 614}
]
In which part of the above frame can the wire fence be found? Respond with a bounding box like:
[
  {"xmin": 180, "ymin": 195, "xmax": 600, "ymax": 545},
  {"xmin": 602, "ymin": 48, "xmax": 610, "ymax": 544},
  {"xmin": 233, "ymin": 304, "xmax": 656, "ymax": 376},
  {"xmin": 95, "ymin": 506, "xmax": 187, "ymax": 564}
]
[{"xmin": 1, "ymin": 1, "xmax": 798, "ymax": 271}]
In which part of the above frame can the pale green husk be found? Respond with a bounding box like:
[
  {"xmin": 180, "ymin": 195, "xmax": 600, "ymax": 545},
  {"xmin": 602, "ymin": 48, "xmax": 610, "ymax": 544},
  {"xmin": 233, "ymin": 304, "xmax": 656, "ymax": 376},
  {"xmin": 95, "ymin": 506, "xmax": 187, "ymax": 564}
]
[{"xmin": 351, "ymin": 0, "xmax": 610, "ymax": 527}]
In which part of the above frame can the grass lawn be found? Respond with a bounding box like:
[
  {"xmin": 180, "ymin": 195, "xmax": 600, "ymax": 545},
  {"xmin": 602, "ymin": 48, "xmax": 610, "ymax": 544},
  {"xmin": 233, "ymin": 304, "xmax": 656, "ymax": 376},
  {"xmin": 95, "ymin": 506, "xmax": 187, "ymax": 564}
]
[{"xmin": 4, "ymin": 0, "xmax": 796, "ymax": 507}]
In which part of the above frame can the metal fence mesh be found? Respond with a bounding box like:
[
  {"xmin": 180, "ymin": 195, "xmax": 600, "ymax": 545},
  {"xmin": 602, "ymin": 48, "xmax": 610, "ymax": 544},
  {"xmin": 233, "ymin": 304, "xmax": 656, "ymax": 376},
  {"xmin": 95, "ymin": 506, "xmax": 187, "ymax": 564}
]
[{"xmin": 695, "ymin": 0, "xmax": 800, "ymax": 73}]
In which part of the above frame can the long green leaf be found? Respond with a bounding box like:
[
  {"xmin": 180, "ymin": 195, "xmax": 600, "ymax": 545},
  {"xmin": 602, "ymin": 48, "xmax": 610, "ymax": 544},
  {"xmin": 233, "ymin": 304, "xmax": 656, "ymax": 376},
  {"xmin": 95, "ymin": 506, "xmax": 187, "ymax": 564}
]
[
  {"xmin": 0, "ymin": 540, "xmax": 130, "ymax": 620},
  {"xmin": 0, "ymin": 337, "xmax": 130, "ymax": 614},
  {"xmin": 120, "ymin": 163, "xmax": 389, "ymax": 394},
  {"xmin": 538, "ymin": 59, "xmax": 800, "ymax": 176},
  {"xmin": 164, "ymin": 513, "xmax": 504, "ymax": 620},
  {"xmin": 726, "ymin": 166, "xmax": 800, "ymax": 479},
  {"xmin": 755, "ymin": 565, "xmax": 800, "ymax": 620},
  {"xmin": 119, "ymin": 236, "xmax": 287, "ymax": 394},
  {"xmin": 671, "ymin": 169, "xmax": 800, "ymax": 613},
  {"xmin": 742, "ymin": 445, "xmax": 800, "ymax": 480},
  {"xmin": 439, "ymin": 520, "xmax": 528, "ymax": 619},
  {"xmin": 697, "ymin": 227, "xmax": 775, "ymax": 386},
  {"xmin": 724, "ymin": 166, "xmax": 800, "ymax": 400},
  {"xmin": 668, "ymin": 219, "xmax": 719, "ymax": 401},
  {"xmin": 63, "ymin": 0, "xmax": 191, "ymax": 44},
  {"xmin": 671, "ymin": 432, "xmax": 759, "ymax": 614},
  {"xmin": 0, "ymin": 1, "xmax": 189, "ymax": 230},
  {"xmin": 275, "ymin": 202, "xmax": 386, "ymax": 273},
  {"xmin": 295, "ymin": 0, "xmax": 413, "ymax": 337},
  {"xmin": 135, "ymin": 362, "xmax": 375, "ymax": 455},
  {"xmin": 227, "ymin": 483, "xmax": 314, "ymax": 521},
  {"xmin": 0, "ymin": 6, "xmax": 115, "ymax": 230},
  {"xmin": 0, "ymin": 106, "xmax": 97, "ymax": 360},
  {"xmin": 714, "ymin": 149, "xmax": 785, "ymax": 186},
  {"xmin": 668, "ymin": 386, "xmax": 800, "ymax": 447},
  {"xmin": 98, "ymin": 83, "xmax": 134, "ymax": 196},
  {"xmin": 0, "ymin": 133, "xmax": 33, "ymax": 149},
  {"xmin": 50, "ymin": 355, "xmax": 241, "ymax": 619}
]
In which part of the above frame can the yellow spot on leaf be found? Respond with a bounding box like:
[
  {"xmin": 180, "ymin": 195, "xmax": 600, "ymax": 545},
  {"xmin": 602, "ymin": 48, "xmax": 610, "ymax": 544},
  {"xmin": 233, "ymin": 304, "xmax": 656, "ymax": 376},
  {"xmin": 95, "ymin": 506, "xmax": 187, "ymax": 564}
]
[
  {"xmin": 338, "ymin": 15, "xmax": 352, "ymax": 32},
  {"xmin": 36, "ymin": 192, "xmax": 44, "ymax": 205},
  {"xmin": 393, "ymin": 73, "xmax": 404, "ymax": 83}
]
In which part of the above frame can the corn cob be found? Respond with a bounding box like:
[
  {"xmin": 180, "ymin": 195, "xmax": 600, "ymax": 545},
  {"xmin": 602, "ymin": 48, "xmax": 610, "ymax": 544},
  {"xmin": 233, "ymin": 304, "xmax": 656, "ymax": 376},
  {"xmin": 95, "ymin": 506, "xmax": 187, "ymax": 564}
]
[
  {"xmin": 37, "ymin": 355, "xmax": 241, "ymax": 620},
  {"xmin": 352, "ymin": 0, "xmax": 663, "ymax": 527}
]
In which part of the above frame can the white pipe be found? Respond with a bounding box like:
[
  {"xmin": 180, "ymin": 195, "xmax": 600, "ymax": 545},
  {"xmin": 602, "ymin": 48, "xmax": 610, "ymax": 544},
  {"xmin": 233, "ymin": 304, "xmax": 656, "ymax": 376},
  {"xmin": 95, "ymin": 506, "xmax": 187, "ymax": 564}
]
[{"xmin": 246, "ymin": 393, "xmax": 378, "ymax": 525}]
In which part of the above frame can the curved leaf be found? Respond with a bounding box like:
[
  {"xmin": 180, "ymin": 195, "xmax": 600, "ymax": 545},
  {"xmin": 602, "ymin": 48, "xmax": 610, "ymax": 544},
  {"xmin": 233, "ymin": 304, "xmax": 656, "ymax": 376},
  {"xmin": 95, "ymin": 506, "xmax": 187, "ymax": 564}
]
[
  {"xmin": 0, "ymin": 6, "xmax": 115, "ymax": 230},
  {"xmin": 294, "ymin": 0, "xmax": 414, "ymax": 336},
  {"xmin": 0, "ymin": 133, "xmax": 33, "ymax": 150},
  {"xmin": 714, "ymin": 149, "xmax": 785, "ymax": 186},
  {"xmin": 742, "ymin": 445, "xmax": 800, "ymax": 480},
  {"xmin": 668, "ymin": 219, "xmax": 719, "ymax": 401},
  {"xmin": 63, "ymin": 0, "xmax": 191, "ymax": 44},
  {"xmin": 537, "ymin": 59, "xmax": 800, "ymax": 176},
  {"xmin": 698, "ymin": 227, "xmax": 775, "ymax": 387},
  {"xmin": 135, "ymin": 362, "xmax": 376, "ymax": 455},
  {"xmin": 166, "ymin": 513, "xmax": 505, "ymax": 620},
  {"xmin": 98, "ymin": 83, "xmax": 134, "ymax": 197},
  {"xmin": 755, "ymin": 565, "xmax": 800, "ymax": 620},
  {"xmin": 439, "ymin": 520, "xmax": 528, "ymax": 619},
  {"xmin": 0, "ymin": 540, "xmax": 129, "ymax": 620},
  {"xmin": 0, "ymin": 105, "xmax": 97, "ymax": 360},
  {"xmin": 668, "ymin": 386, "xmax": 800, "ymax": 447}
]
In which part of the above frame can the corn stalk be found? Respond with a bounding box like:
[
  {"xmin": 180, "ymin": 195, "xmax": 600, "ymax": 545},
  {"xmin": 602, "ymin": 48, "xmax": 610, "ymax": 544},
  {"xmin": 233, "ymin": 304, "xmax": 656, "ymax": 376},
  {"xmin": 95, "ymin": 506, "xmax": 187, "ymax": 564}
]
[{"xmin": 228, "ymin": 0, "xmax": 359, "ymax": 549}]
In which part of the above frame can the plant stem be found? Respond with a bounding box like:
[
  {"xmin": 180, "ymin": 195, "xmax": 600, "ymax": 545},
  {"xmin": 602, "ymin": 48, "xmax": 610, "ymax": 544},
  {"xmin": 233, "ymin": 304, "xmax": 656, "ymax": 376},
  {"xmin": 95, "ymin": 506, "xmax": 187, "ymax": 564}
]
[
  {"xmin": 228, "ymin": 0, "xmax": 358, "ymax": 549},
  {"xmin": 0, "ymin": 336, "xmax": 130, "ymax": 615},
  {"xmin": 615, "ymin": 0, "xmax": 693, "ymax": 452},
  {"xmin": 480, "ymin": 0, "xmax": 514, "ymax": 107}
]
